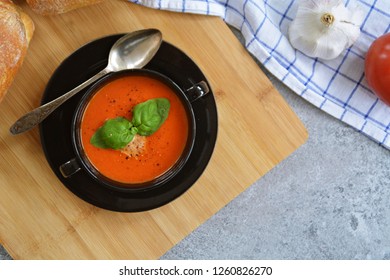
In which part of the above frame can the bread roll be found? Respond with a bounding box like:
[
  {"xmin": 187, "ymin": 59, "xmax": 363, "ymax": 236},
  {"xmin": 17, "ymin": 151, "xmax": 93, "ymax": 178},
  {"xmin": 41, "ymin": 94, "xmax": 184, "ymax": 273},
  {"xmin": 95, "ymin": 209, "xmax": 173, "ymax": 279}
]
[
  {"xmin": 26, "ymin": 0, "xmax": 105, "ymax": 15},
  {"xmin": 0, "ymin": 0, "xmax": 34, "ymax": 103}
]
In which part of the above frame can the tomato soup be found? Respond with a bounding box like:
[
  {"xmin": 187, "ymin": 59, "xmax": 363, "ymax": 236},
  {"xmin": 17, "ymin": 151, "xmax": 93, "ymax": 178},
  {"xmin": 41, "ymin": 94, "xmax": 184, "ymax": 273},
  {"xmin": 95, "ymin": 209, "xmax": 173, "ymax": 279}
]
[{"xmin": 80, "ymin": 74, "xmax": 190, "ymax": 185}]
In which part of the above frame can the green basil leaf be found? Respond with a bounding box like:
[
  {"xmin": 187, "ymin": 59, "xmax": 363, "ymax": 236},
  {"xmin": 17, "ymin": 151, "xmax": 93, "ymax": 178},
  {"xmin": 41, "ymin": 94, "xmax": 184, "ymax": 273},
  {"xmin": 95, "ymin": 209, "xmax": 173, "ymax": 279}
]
[
  {"xmin": 90, "ymin": 128, "xmax": 110, "ymax": 149},
  {"xmin": 90, "ymin": 117, "xmax": 136, "ymax": 150},
  {"xmin": 132, "ymin": 98, "xmax": 170, "ymax": 136}
]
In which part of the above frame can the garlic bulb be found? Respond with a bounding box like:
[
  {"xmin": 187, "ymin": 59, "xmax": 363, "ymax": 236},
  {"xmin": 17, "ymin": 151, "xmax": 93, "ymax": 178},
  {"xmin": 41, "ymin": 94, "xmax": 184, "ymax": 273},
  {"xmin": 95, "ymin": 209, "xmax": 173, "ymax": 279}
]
[{"xmin": 288, "ymin": 0, "xmax": 364, "ymax": 60}]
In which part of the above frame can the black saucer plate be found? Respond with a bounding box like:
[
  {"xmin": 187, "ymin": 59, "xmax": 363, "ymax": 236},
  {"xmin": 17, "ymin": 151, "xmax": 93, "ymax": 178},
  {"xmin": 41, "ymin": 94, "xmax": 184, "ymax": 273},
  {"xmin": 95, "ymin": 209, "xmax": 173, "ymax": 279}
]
[{"xmin": 39, "ymin": 34, "xmax": 218, "ymax": 212}]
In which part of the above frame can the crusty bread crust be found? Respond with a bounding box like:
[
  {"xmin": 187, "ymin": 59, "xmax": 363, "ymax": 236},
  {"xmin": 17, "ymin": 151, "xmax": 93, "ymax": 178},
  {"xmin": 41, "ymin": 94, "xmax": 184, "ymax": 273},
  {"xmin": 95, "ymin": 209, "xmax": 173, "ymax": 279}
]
[
  {"xmin": 26, "ymin": 0, "xmax": 105, "ymax": 15},
  {"xmin": 0, "ymin": 0, "xmax": 34, "ymax": 103}
]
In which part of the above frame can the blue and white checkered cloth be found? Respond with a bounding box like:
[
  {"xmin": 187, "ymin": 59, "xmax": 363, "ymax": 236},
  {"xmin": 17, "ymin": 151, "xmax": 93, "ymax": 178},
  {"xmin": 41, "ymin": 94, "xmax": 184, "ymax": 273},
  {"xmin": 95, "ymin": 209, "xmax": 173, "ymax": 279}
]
[{"xmin": 129, "ymin": 0, "xmax": 390, "ymax": 150}]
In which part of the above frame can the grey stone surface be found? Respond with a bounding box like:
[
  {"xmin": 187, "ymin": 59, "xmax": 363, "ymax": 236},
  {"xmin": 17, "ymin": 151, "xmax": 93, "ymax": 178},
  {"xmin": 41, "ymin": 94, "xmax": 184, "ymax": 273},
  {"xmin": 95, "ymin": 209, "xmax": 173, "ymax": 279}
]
[
  {"xmin": 0, "ymin": 246, "xmax": 11, "ymax": 260},
  {"xmin": 1, "ymin": 28, "xmax": 389, "ymax": 260}
]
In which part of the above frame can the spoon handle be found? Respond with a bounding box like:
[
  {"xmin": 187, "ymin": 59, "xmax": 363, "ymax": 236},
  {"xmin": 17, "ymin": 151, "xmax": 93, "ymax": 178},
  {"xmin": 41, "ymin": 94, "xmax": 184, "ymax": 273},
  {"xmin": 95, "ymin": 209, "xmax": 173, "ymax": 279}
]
[{"xmin": 10, "ymin": 68, "xmax": 110, "ymax": 135}]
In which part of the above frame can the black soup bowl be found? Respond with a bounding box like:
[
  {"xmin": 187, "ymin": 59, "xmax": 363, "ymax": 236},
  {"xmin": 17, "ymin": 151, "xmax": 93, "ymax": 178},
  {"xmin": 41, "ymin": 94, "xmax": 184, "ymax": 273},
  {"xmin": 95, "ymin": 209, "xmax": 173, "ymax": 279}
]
[{"xmin": 59, "ymin": 69, "xmax": 210, "ymax": 192}]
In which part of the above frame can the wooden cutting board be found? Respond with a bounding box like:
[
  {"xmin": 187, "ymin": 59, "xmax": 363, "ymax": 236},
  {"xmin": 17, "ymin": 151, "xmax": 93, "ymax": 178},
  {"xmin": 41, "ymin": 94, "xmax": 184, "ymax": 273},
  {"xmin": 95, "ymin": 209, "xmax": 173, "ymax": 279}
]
[{"xmin": 0, "ymin": 0, "xmax": 307, "ymax": 259}]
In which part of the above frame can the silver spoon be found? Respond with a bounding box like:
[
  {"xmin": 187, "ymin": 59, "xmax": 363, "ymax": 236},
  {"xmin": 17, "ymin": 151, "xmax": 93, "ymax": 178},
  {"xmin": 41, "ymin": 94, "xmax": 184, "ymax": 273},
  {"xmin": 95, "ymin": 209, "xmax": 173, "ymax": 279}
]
[{"xmin": 10, "ymin": 29, "xmax": 162, "ymax": 135}]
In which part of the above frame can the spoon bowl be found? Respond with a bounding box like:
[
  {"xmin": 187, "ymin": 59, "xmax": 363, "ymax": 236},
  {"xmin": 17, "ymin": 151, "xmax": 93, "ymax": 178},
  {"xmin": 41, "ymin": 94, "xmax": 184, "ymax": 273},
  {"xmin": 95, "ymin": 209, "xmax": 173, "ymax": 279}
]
[
  {"xmin": 107, "ymin": 29, "xmax": 162, "ymax": 71},
  {"xmin": 10, "ymin": 29, "xmax": 162, "ymax": 135}
]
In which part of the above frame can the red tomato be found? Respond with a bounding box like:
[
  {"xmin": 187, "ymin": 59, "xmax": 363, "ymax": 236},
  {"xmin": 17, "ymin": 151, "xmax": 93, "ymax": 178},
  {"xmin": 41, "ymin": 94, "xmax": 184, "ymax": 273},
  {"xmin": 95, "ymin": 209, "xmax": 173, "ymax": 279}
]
[{"xmin": 365, "ymin": 33, "xmax": 390, "ymax": 105}]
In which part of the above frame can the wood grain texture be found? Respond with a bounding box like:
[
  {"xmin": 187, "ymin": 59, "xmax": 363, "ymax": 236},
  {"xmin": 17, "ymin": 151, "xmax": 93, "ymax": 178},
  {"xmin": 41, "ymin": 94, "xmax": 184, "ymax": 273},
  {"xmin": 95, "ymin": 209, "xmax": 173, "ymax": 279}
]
[{"xmin": 0, "ymin": 0, "xmax": 308, "ymax": 259}]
